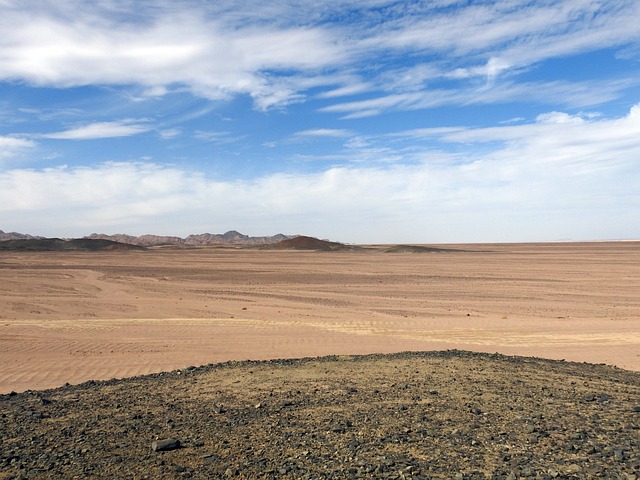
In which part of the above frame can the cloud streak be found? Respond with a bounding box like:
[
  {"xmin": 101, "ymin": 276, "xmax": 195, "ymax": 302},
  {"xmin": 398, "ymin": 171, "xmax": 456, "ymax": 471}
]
[
  {"xmin": 321, "ymin": 78, "xmax": 637, "ymax": 118},
  {"xmin": 294, "ymin": 129, "xmax": 352, "ymax": 138},
  {"xmin": 41, "ymin": 120, "xmax": 151, "ymax": 140}
]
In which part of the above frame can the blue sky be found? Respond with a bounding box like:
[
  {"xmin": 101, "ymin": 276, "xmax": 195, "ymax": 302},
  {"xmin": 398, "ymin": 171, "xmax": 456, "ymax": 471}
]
[{"xmin": 1, "ymin": 0, "xmax": 639, "ymax": 243}]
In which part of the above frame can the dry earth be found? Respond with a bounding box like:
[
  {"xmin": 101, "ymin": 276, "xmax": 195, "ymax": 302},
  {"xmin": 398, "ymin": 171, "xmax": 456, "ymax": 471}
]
[
  {"xmin": 0, "ymin": 242, "xmax": 639, "ymax": 394},
  {"xmin": 1, "ymin": 351, "xmax": 639, "ymax": 479},
  {"xmin": 1, "ymin": 242, "xmax": 640, "ymax": 479}
]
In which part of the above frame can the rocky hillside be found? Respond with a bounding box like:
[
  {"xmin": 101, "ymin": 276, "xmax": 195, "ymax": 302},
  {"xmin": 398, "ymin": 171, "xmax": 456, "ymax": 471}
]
[
  {"xmin": 0, "ymin": 230, "xmax": 43, "ymax": 241},
  {"xmin": 84, "ymin": 230, "xmax": 291, "ymax": 246},
  {"xmin": 0, "ymin": 238, "xmax": 144, "ymax": 252},
  {"xmin": 263, "ymin": 235, "xmax": 352, "ymax": 251},
  {"xmin": 1, "ymin": 351, "xmax": 638, "ymax": 479}
]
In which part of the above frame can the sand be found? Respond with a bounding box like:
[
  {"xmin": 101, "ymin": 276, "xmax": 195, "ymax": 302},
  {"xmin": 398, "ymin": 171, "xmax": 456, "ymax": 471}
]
[{"xmin": 0, "ymin": 242, "xmax": 638, "ymax": 393}]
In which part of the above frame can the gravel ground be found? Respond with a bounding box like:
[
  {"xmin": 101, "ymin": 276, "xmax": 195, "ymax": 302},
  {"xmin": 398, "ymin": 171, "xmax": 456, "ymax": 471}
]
[{"xmin": 1, "ymin": 350, "xmax": 639, "ymax": 479}]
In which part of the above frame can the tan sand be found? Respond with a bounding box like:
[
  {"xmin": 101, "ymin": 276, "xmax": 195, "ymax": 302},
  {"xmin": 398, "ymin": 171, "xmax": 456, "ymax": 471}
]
[{"xmin": 0, "ymin": 242, "xmax": 638, "ymax": 393}]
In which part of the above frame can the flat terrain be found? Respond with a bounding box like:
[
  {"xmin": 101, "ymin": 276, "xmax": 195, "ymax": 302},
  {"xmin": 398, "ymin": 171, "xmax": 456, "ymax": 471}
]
[{"xmin": 0, "ymin": 242, "xmax": 639, "ymax": 393}]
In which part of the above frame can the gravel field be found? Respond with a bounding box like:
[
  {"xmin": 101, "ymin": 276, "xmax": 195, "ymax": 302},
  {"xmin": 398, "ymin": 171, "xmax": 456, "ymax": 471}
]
[{"xmin": 1, "ymin": 350, "xmax": 639, "ymax": 479}]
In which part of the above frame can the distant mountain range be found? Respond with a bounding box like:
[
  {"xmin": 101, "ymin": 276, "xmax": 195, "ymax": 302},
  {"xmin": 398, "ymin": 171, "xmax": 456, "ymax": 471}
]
[
  {"xmin": 0, "ymin": 229, "xmax": 292, "ymax": 246},
  {"xmin": 84, "ymin": 230, "xmax": 291, "ymax": 246},
  {"xmin": 0, "ymin": 230, "xmax": 43, "ymax": 241}
]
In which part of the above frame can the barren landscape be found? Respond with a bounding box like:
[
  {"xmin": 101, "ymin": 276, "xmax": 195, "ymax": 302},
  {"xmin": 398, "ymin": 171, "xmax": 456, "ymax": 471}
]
[
  {"xmin": 1, "ymin": 241, "xmax": 640, "ymax": 479},
  {"xmin": 1, "ymin": 241, "xmax": 638, "ymax": 393},
  {"xmin": 2, "ymin": 351, "xmax": 639, "ymax": 479}
]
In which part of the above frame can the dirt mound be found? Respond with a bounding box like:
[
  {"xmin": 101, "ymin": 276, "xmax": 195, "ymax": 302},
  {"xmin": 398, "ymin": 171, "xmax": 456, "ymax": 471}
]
[
  {"xmin": 264, "ymin": 235, "xmax": 350, "ymax": 251},
  {"xmin": 1, "ymin": 351, "xmax": 638, "ymax": 479},
  {"xmin": 0, "ymin": 238, "xmax": 144, "ymax": 251}
]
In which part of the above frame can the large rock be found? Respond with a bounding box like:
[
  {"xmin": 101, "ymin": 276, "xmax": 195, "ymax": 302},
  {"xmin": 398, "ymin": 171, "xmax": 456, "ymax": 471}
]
[{"xmin": 152, "ymin": 438, "xmax": 180, "ymax": 452}]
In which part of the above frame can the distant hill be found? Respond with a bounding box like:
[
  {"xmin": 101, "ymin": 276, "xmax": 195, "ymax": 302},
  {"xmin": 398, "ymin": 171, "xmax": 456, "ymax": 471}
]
[
  {"xmin": 263, "ymin": 235, "xmax": 351, "ymax": 251},
  {"xmin": 0, "ymin": 238, "xmax": 144, "ymax": 252},
  {"xmin": 0, "ymin": 230, "xmax": 44, "ymax": 241},
  {"xmin": 85, "ymin": 230, "xmax": 291, "ymax": 246},
  {"xmin": 83, "ymin": 233, "xmax": 182, "ymax": 246}
]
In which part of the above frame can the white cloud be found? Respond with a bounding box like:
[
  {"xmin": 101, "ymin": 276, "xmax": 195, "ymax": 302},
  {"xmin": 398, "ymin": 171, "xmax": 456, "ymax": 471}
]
[
  {"xmin": 159, "ymin": 128, "xmax": 181, "ymax": 139},
  {"xmin": 1, "ymin": 1, "xmax": 638, "ymax": 113},
  {"xmin": 321, "ymin": 78, "xmax": 636, "ymax": 118},
  {"xmin": 41, "ymin": 120, "xmax": 151, "ymax": 139},
  {"xmin": 364, "ymin": 1, "xmax": 640, "ymax": 72},
  {"xmin": 318, "ymin": 81, "xmax": 372, "ymax": 99},
  {"xmin": 0, "ymin": 135, "xmax": 35, "ymax": 160},
  {"xmin": 0, "ymin": 1, "xmax": 348, "ymax": 110},
  {"xmin": 294, "ymin": 129, "xmax": 352, "ymax": 138},
  {"xmin": 2, "ymin": 105, "xmax": 639, "ymax": 242},
  {"xmin": 392, "ymin": 104, "xmax": 640, "ymax": 165},
  {"xmin": 193, "ymin": 130, "xmax": 244, "ymax": 144}
]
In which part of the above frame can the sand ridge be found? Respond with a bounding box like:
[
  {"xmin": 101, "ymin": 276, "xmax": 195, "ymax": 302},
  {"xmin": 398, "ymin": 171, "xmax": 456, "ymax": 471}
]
[{"xmin": 1, "ymin": 241, "xmax": 639, "ymax": 393}]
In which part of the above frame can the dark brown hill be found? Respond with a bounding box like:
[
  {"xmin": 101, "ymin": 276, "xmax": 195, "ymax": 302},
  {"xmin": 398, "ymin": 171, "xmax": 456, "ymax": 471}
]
[
  {"xmin": 0, "ymin": 238, "xmax": 144, "ymax": 252},
  {"xmin": 1, "ymin": 351, "xmax": 638, "ymax": 479},
  {"xmin": 263, "ymin": 235, "xmax": 350, "ymax": 251}
]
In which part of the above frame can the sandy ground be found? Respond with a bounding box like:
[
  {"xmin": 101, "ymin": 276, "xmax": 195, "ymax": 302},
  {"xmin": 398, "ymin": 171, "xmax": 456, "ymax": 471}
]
[{"xmin": 0, "ymin": 242, "xmax": 638, "ymax": 393}]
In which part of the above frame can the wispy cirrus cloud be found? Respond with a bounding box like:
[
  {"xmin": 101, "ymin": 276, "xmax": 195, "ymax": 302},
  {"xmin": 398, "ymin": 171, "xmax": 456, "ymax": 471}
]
[
  {"xmin": 1, "ymin": 1, "xmax": 638, "ymax": 113},
  {"xmin": 321, "ymin": 78, "xmax": 637, "ymax": 118},
  {"xmin": 41, "ymin": 120, "xmax": 151, "ymax": 140},
  {"xmin": 363, "ymin": 1, "xmax": 640, "ymax": 72},
  {"xmin": 293, "ymin": 128, "xmax": 352, "ymax": 138},
  {"xmin": 193, "ymin": 130, "xmax": 245, "ymax": 145}
]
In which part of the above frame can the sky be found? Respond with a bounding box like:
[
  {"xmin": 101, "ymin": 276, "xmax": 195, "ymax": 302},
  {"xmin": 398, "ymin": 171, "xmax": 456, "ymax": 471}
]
[{"xmin": 1, "ymin": 0, "xmax": 639, "ymax": 244}]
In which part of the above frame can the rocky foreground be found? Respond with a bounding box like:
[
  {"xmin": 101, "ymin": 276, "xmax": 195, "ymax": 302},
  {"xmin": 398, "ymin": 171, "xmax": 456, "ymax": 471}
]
[{"xmin": 1, "ymin": 351, "xmax": 639, "ymax": 480}]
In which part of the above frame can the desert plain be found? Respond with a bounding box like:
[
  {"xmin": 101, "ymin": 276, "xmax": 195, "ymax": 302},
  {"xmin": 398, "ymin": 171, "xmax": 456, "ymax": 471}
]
[{"xmin": 0, "ymin": 241, "xmax": 638, "ymax": 394}]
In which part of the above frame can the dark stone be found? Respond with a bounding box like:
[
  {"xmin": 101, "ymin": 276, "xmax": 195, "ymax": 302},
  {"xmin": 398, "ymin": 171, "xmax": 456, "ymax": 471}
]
[{"xmin": 613, "ymin": 449, "xmax": 625, "ymax": 462}]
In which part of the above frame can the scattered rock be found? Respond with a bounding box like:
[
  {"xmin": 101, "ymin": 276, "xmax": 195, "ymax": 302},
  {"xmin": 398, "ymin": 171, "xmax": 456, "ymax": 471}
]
[
  {"xmin": 0, "ymin": 351, "xmax": 638, "ymax": 479},
  {"xmin": 152, "ymin": 438, "xmax": 181, "ymax": 452}
]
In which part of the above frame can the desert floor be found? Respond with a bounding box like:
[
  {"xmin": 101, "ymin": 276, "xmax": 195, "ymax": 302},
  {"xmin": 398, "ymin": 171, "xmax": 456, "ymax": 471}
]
[{"xmin": 0, "ymin": 242, "xmax": 638, "ymax": 393}]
